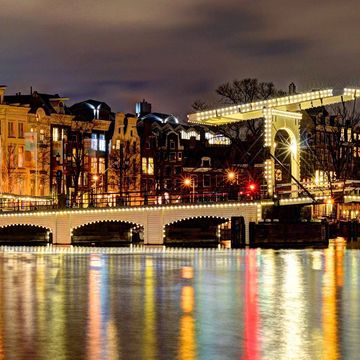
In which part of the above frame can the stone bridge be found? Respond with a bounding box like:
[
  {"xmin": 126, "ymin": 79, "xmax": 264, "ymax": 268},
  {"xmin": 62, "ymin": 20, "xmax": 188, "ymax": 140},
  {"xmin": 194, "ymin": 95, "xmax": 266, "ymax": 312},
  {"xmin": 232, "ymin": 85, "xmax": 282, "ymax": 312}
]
[{"xmin": 0, "ymin": 202, "xmax": 262, "ymax": 245}]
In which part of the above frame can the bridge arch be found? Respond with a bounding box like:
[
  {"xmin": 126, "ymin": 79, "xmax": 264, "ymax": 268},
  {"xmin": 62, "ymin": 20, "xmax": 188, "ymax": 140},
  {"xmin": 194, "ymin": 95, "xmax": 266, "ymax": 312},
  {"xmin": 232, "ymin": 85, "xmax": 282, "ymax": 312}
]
[
  {"xmin": 266, "ymin": 112, "xmax": 301, "ymax": 197},
  {"xmin": 273, "ymin": 127, "xmax": 299, "ymax": 187},
  {"xmin": 0, "ymin": 223, "xmax": 53, "ymax": 244},
  {"xmin": 71, "ymin": 219, "xmax": 144, "ymax": 245},
  {"xmin": 164, "ymin": 215, "xmax": 232, "ymax": 246}
]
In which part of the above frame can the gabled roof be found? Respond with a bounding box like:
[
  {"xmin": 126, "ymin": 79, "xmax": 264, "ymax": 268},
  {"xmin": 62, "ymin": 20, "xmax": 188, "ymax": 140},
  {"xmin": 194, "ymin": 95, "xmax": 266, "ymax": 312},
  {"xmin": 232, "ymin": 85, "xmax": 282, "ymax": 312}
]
[{"xmin": 4, "ymin": 91, "xmax": 70, "ymax": 115}]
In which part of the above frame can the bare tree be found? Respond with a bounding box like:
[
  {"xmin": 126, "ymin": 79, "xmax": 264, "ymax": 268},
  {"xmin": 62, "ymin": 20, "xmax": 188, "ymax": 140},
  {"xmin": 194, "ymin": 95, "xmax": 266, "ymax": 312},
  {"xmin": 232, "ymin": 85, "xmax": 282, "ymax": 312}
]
[
  {"xmin": 302, "ymin": 103, "xmax": 360, "ymax": 203},
  {"xmin": 109, "ymin": 139, "xmax": 140, "ymax": 198},
  {"xmin": 192, "ymin": 79, "xmax": 286, "ymax": 186},
  {"xmin": 2, "ymin": 144, "xmax": 16, "ymax": 193},
  {"xmin": 66, "ymin": 119, "xmax": 95, "ymax": 205}
]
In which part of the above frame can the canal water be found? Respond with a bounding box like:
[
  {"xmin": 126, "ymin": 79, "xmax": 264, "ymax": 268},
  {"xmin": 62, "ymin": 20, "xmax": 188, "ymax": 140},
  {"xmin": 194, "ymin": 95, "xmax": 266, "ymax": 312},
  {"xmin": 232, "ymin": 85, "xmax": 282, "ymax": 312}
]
[{"xmin": 0, "ymin": 243, "xmax": 358, "ymax": 360}]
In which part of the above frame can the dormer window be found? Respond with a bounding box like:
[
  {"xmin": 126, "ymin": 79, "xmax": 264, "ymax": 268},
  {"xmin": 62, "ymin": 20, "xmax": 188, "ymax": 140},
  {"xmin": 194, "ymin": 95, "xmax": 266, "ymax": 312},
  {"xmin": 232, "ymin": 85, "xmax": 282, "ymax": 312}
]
[{"xmin": 201, "ymin": 157, "xmax": 211, "ymax": 167}]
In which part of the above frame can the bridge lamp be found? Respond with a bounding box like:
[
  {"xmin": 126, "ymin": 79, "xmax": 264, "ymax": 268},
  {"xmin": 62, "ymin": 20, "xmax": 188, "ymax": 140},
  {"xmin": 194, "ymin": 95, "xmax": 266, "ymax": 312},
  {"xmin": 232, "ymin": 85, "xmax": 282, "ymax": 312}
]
[{"xmin": 290, "ymin": 141, "xmax": 297, "ymax": 156}]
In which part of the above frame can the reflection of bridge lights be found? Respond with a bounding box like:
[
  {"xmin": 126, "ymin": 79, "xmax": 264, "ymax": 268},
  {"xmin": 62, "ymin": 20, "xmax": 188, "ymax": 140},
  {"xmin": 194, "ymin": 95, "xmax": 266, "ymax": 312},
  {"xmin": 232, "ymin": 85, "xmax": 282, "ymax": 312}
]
[
  {"xmin": 181, "ymin": 266, "xmax": 194, "ymax": 279},
  {"xmin": 90, "ymin": 254, "xmax": 102, "ymax": 269}
]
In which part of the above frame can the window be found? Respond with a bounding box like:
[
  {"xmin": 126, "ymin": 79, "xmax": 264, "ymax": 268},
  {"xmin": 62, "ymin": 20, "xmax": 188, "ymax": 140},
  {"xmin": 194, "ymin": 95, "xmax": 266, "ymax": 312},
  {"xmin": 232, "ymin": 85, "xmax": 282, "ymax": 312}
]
[
  {"xmin": 40, "ymin": 129, "xmax": 45, "ymax": 142},
  {"xmin": 18, "ymin": 145, "xmax": 24, "ymax": 167},
  {"xmin": 142, "ymin": 158, "xmax": 147, "ymax": 173},
  {"xmin": 18, "ymin": 123, "xmax": 24, "ymax": 138},
  {"xmin": 203, "ymin": 175, "xmax": 211, "ymax": 187},
  {"xmin": 142, "ymin": 157, "xmax": 154, "ymax": 175},
  {"xmin": 148, "ymin": 158, "xmax": 154, "ymax": 175},
  {"xmin": 170, "ymin": 140, "xmax": 175, "ymax": 149},
  {"xmin": 132, "ymin": 142, "xmax": 136, "ymax": 153},
  {"xmin": 178, "ymin": 152, "xmax": 182, "ymax": 161},
  {"xmin": 201, "ymin": 157, "xmax": 211, "ymax": 167},
  {"xmin": 340, "ymin": 128, "xmax": 345, "ymax": 141},
  {"xmin": 99, "ymin": 134, "xmax": 106, "ymax": 151},
  {"xmin": 91, "ymin": 157, "xmax": 98, "ymax": 174},
  {"xmin": 169, "ymin": 152, "xmax": 176, "ymax": 161},
  {"xmin": 91, "ymin": 134, "xmax": 98, "ymax": 150},
  {"xmin": 347, "ymin": 128, "xmax": 352, "ymax": 142},
  {"xmin": 8, "ymin": 122, "xmax": 15, "ymax": 137},
  {"xmin": 99, "ymin": 158, "xmax": 105, "ymax": 173},
  {"xmin": 116, "ymin": 139, "xmax": 121, "ymax": 150},
  {"xmin": 52, "ymin": 127, "xmax": 59, "ymax": 141}
]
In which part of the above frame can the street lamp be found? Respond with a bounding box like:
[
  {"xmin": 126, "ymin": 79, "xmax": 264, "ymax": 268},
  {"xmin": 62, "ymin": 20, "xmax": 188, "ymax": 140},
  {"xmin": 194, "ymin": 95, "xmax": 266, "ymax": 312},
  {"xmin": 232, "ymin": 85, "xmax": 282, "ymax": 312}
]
[
  {"xmin": 92, "ymin": 174, "xmax": 99, "ymax": 207},
  {"xmin": 226, "ymin": 169, "xmax": 238, "ymax": 200},
  {"xmin": 183, "ymin": 176, "xmax": 195, "ymax": 202},
  {"xmin": 227, "ymin": 170, "xmax": 236, "ymax": 183}
]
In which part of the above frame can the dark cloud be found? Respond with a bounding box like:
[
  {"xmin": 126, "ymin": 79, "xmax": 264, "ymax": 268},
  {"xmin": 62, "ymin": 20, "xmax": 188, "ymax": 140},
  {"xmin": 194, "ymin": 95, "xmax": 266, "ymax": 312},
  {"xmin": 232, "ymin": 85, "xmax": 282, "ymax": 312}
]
[{"xmin": 1, "ymin": 0, "xmax": 360, "ymax": 119}]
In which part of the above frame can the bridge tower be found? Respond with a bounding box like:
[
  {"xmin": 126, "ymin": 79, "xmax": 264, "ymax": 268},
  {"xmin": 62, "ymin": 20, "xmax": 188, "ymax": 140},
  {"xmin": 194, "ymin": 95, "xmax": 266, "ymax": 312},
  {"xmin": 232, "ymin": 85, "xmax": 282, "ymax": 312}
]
[{"xmin": 188, "ymin": 88, "xmax": 360, "ymax": 197}]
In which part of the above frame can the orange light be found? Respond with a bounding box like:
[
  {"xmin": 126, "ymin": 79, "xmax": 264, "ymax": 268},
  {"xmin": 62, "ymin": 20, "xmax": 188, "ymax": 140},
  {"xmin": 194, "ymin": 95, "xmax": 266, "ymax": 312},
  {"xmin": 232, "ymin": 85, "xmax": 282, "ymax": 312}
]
[
  {"xmin": 183, "ymin": 178, "xmax": 192, "ymax": 187},
  {"xmin": 227, "ymin": 171, "xmax": 236, "ymax": 181},
  {"xmin": 326, "ymin": 198, "xmax": 334, "ymax": 205}
]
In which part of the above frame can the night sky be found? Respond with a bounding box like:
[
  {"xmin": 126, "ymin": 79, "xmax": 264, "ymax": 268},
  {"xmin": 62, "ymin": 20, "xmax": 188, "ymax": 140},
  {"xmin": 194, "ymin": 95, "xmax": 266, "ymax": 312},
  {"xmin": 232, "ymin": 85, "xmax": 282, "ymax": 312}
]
[{"xmin": 1, "ymin": 0, "xmax": 360, "ymax": 119}]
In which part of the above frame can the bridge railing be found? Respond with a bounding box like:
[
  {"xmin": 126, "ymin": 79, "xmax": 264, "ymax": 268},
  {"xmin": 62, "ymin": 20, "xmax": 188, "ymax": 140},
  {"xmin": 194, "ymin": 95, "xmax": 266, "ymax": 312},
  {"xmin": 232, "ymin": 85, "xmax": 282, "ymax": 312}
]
[{"xmin": 0, "ymin": 191, "xmax": 262, "ymax": 212}]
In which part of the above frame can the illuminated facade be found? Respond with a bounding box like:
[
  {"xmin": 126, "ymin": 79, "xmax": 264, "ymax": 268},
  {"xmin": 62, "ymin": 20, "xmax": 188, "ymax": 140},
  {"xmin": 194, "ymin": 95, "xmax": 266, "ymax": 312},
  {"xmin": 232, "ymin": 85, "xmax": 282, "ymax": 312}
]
[
  {"xmin": 0, "ymin": 87, "xmax": 73, "ymax": 196},
  {"xmin": 108, "ymin": 112, "xmax": 141, "ymax": 196}
]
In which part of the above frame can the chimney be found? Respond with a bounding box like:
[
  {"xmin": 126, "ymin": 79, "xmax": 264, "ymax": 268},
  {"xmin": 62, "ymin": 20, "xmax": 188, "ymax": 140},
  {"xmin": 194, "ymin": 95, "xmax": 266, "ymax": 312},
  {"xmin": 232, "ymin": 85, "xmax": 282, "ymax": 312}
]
[
  {"xmin": 135, "ymin": 99, "xmax": 152, "ymax": 117},
  {"xmin": 289, "ymin": 82, "xmax": 296, "ymax": 95},
  {"xmin": 0, "ymin": 85, "xmax": 6, "ymax": 104}
]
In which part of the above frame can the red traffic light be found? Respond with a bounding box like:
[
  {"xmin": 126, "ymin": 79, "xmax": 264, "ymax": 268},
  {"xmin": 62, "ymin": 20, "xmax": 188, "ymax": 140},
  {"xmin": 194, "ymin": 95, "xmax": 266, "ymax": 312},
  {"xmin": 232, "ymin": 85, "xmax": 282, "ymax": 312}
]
[{"xmin": 247, "ymin": 182, "xmax": 257, "ymax": 192}]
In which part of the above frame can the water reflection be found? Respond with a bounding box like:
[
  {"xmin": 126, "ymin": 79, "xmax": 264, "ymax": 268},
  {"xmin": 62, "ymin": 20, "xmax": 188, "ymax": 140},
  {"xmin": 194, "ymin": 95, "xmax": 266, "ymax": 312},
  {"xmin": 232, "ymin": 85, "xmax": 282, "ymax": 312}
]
[
  {"xmin": 0, "ymin": 247, "xmax": 359, "ymax": 359},
  {"xmin": 179, "ymin": 267, "xmax": 196, "ymax": 360}
]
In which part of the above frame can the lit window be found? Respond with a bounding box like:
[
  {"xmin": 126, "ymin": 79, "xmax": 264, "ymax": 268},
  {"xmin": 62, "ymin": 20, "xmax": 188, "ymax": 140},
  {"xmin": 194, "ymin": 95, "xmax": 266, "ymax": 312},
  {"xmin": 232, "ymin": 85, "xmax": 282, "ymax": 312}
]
[
  {"xmin": 99, "ymin": 158, "xmax": 105, "ymax": 173},
  {"xmin": 148, "ymin": 158, "xmax": 154, "ymax": 175},
  {"xmin": 99, "ymin": 134, "xmax": 106, "ymax": 151},
  {"xmin": 142, "ymin": 157, "xmax": 147, "ymax": 173},
  {"xmin": 18, "ymin": 145, "xmax": 24, "ymax": 167},
  {"xmin": 348, "ymin": 128, "xmax": 352, "ymax": 142},
  {"xmin": 91, "ymin": 157, "xmax": 98, "ymax": 174},
  {"xmin": 340, "ymin": 128, "xmax": 345, "ymax": 141},
  {"xmin": 91, "ymin": 133, "xmax": 98, "ymax": 150},
  {"xmin": 52, "ymin": 127, "xmax": 59, "ymax": 141},
  {"xmin": 40, "ymin": 129, "xmax": 45, "ymax": 142},
  {"xmin": 116, "ymin": 139, "xmax": 121, "ymax": 150},
  {"xmin": 142, "ymin": 157, "xmax": 154, "ymax": 175}
]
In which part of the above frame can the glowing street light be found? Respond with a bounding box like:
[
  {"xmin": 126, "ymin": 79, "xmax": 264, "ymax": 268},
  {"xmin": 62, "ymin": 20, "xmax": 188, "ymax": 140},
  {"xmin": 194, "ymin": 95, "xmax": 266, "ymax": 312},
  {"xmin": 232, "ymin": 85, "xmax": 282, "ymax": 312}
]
[
  {"xmin": 227, "ymin": 170, "xmax": 236, "ymax": 183},
  {"xmin": 183, "ymin": 177, "xmax": 195, "ymax": 202}
]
